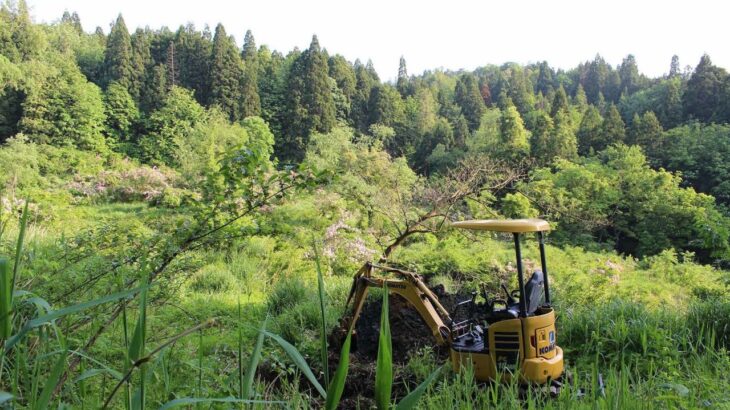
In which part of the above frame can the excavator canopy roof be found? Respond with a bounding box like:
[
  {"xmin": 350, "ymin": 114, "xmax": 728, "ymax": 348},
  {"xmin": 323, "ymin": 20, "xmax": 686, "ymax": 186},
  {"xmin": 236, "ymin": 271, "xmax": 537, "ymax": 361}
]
[{"xmin": 452, "ymin": 218, "xmax": 551, "ymax": 233}]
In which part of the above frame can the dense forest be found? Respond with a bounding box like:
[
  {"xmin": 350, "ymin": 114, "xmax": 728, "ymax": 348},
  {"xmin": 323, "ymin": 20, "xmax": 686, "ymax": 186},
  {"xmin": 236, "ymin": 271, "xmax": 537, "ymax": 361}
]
[{"xmin": 1, "ymin": 1, "xmax": 730, "ymax": 408}]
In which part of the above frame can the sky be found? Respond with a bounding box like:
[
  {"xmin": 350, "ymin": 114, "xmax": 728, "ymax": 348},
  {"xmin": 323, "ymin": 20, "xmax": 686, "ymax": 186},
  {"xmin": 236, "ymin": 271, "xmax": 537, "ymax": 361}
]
[{"xmin": 26, "ymin": 0, "xmax": 730, "ymax": 81}]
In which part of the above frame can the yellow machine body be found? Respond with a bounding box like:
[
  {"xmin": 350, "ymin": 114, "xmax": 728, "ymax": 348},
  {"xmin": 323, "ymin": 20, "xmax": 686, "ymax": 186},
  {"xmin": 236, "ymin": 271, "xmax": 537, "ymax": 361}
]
[{"xmin": 449, "ymin": 308, "xmax": 563, "ymax": 383}]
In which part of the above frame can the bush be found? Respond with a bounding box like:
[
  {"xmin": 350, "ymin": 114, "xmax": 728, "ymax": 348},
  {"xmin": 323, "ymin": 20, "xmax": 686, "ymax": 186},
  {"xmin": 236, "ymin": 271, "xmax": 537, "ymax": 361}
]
[
  {"xmin": 686, "ymin": 298, "xmax": 730, "ymax": 349},
  {"xmin": 267, "ymin": 278, "xmax": 308, "ymax": 315},
  {"xmin": 559, "ymin": 300, "xmax": 684, "ymax": 371},
  {"xmin": 188, "ymin": 263, "xmax": 236, "ymax": 293}
]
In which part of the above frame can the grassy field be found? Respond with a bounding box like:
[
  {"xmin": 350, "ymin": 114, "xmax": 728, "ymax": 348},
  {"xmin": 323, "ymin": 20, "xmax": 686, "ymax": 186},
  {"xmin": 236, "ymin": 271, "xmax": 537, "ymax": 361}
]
[{"xmin": 1, "ymin": 196, "xmax": 729, "ymax": 409}]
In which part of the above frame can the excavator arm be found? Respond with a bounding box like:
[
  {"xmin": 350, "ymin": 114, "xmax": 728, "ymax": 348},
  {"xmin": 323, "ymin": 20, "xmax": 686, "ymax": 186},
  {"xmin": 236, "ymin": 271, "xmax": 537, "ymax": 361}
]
[{"xmin": 341, "ymin": 262, "xmax": 453, "ymax": 345}]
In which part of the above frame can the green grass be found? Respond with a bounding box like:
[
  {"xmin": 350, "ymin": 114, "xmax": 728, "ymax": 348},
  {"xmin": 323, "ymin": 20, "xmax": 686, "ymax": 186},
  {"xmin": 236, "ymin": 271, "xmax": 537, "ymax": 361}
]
[{"xmin": 1, "ymin": 196, "xmax": 729, "ymax": 408}]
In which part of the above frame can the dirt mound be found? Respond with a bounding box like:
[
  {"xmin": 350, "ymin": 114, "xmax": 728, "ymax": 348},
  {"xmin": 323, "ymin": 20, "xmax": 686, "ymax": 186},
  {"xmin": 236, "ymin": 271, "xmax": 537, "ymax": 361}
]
[
  {"xmin": 347, "ymin": 284, "xmax": 484, "ymax": 362},
  {"xmin": 325, "ymin": 282, "xmax": 486, "ymax": 407}
]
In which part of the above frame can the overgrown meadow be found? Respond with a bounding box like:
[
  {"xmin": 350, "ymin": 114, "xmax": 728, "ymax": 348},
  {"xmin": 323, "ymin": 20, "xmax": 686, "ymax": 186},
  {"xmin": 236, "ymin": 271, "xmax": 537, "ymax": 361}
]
[{"xmin": 2, "ymin": 2, "xmax": 730, "ymax": 408}]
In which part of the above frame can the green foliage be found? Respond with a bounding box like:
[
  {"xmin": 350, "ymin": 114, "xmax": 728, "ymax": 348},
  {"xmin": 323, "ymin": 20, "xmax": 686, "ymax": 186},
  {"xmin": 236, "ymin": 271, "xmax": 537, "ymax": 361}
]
[
  {"xmin": 577, "ymin": 105, "xmax": 603, "ymax": 155},
  {"xmin": 103, "ymin": 81, "xmax": 139, "ymax": 144},
  {"xmin": 454, "ymin": 73, "xmax": 485, "ymax": 132},
  {"xmin": 103, "ymin": 14, "xmax": 134, "ymax": 91},
  {"xmin": 522, "ymin": 145, "xmax": 730, "ymax": 259},
  {"xmin": 19, "ymin": 55, "xmax": 107, "ymax": 151},
  {"xmin": 683, "ymin": 54, "xmax": 730, "ymax": 123},
  {"xmin": 280, "ymin": 35, "xmax": 336, "ymax": 162},
  {"xmin": 654, "ymin": 123, "xmax": 730, "ymax": 204},
  {"xmin": 188, "ymin": 263, "xmax": 235, "ymax": 293},
  {"xmin": 209, "ymin": 24, "xmax": 245, "ymax": 122},
  {"xmin": 139, "ymin": 86, "xmax": 205, "ymax": 165},
  {"xmin": 240, "ymin": 30, "xmax": 261, "ymax": 118},
  {"xmin": 498, "ymin": 102, "xmax": 530, "ymax": 158}
]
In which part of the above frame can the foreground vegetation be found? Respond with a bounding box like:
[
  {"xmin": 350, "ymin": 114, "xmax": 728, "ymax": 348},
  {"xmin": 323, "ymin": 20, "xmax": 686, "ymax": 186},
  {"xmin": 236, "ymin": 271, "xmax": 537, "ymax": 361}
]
[{"xmin": 1, "ymin": 1, "xmax": 730, "ymax": 408}]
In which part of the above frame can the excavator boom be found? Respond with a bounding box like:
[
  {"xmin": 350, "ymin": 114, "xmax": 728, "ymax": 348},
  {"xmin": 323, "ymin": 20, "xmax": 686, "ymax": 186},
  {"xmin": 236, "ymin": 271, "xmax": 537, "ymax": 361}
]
[{"xmin": 341, "ymin": 262, "xmax": 453, "ymax": 345}]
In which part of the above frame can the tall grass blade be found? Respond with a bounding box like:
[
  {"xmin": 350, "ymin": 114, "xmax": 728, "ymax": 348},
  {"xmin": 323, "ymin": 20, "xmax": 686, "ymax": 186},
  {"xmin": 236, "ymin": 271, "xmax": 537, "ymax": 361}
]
[
  {"xmin": 11, "ymin": 200, "xmax": 29, "ymax": 296},
  {"xmin": 312, "ymin": 239, "xmax": 329, "ymax": 387},
  {"xmin": 33, "ymin": 350, "xmax": 67, "ymax": 410},
  {"xmin": 375, "ymin": 284, "xmax": 393, "ymax": 410},
  {"xmin": 128, "ymin": 277, "xmax": 149, "ymax": 362},
  {"xmin": 395, "ymin": 365, "xmax": 443, "ymax": 410},
  {"xmin": 196, "ymin": 330, "xmax": 203, "ymax": 409},
  {"xmin": 264, "ymin": 331, "xmax": 326, "ymax": 398},
  {"xmin": 324, "ymin": 330, "xmax": 351, "ymax": 410},
  {"xmin": 74, "ymin": 368, "xmax": 124, "ymax": 383},
  {"xmin": 158, "ymin": 397, "xmax": 282, "ymax": 409},
  {"xmin": 5, "ymin": 286, "xmax": 148, "ymax": 351},
  {"xmin": 127, "ymin": 275, "xmax": 148, "ymax": 410},
  {"xmin": 242, "ymin": 317, "xmax": 267, "ymax": 399},
  {"xmin": 0, "ymin": 258, "xmax": 11, "ymax": 339},
  {"xmin": 237, "ymin": 299, "xmax": 243, "ymax": 400}
]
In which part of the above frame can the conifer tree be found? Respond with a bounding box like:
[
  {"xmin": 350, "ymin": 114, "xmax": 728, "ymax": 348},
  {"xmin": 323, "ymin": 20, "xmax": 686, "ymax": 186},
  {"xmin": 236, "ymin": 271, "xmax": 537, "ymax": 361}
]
[
  {"xmin": 5, "ymin": 0, "xmax": 41, "ymax": 62},
  {"xmin": 129, "ymin": 28, "xmax": 152, "ymax": 101},
  {"xmin": 454, "ymin": 73, "xmax": 485, "ymax": 132},
  {"xmin": 103, "ymin": 14, "xmax": 134, "ymax": 91},
  {"xmin": 551, "ymin": 109, "xmax": 578, "ymax": 159},
  {"xmin": 529, "ymin": 110, "xmax": 554, "ymax": 160},
  {"xmin": 574, "ymin": 84, "xmax": 588, "ymax": 109},
  {"xmin": 280, "ymin": 35, "xmax": 336, "ymax": 162},
  {"xmin": 659, "ymin": 78, "xmax": 683, "ymax": 128},
  {"xmin": 584, "ymin": 55, "xmax": 609, "ymax": 104},
  {"xmin": 627, "ymin": 113, "xmax": 642, "ymax": 146},
  {"xmin": 683, "ymin": 54, "xmax": 728, "ymax": 123},
  {"xmin": 550, "ymin": 85, "xmax": 569, "ymax": 118},
  {"xmin": 577, "ymin": 105, "xmax": 603, "ymax": 155},
  {"xmin": 209, "ymin": 23, "xmax": 245, "ymax": 121},
  {"xmin": 536, "ymin": 61, "xmax": 555, "ymax": 96},
  {"xmin": 669, "ymin": 55, "xmax": 681, "ymax": 78},
  {"xmin": 628, "ymin": 111, "xmax": 663, "ymax": 153},
  {"xmin": 619, "ymin": 54, "xmax": 640, "ymax": 95},
  {"xmin": 397, "ymin": 56, "xmax": 409, "ymax": 96},
  {"xmin": 500, "ymin": 99, "xmax": 530, "ymax": 156},
  {"xmin": 368, "ymin": 84, "xmax": 403, "ymax": 127},
  {"xmin": 240, "ymin": 29, "xmax": 261, "ymax": 117},
  {"xmin": 174, "ymin": 24, "xmax": 211, "ymax": 104},
  {"xmin": 598, "ymin": 103, "xmax": 626, "ymax": 149},
  {"xmin": 351, "ymin": 60, "xmax": 376, "ymax": 131},
  {"xmin": 61, "ymin": 10, "xmax": 83, "ymax": 33},
  {"xmin": 328, "ymin": 55, "xmax": 356, "ymax": 122}
]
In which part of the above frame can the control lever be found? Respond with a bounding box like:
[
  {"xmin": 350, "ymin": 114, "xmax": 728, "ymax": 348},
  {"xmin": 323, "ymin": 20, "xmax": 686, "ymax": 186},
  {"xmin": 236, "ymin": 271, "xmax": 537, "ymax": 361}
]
[
  {"xmin": 502, "ymin": 284, "xmax": 515, "ymax": 304},
  {"xmin": 456, "ymin": 291, "xmax": 478, "ymax": 307}
]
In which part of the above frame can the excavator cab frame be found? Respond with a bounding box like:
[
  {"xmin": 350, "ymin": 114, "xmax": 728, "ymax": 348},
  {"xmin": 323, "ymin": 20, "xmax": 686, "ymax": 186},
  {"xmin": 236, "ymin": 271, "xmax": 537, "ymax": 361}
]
[
  {"xmin": 339, "ymin": 218, "xmax": 564, "ymax": 385},
  {"xmin": 450, "ymin": 219, "xmax": 563, "ymax": 384}
]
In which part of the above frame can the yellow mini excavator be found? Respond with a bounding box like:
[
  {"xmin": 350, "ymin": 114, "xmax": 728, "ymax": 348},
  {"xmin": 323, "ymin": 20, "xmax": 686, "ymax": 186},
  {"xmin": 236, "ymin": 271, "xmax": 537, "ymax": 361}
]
[{"xmin": 340, "ymin": 218, "xmax": 564, "ymax": 385}]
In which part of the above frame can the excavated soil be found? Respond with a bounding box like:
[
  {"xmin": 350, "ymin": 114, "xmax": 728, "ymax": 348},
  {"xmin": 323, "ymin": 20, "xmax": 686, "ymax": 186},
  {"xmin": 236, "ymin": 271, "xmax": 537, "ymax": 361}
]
[{"xmin": 326, "ymin": 283, "xmax": 486, "ymax": 407}]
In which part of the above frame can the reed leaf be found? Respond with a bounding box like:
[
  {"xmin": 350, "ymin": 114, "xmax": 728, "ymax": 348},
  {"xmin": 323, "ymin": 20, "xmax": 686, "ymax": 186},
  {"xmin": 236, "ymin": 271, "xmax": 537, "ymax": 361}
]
[
  {"xmin": 324, "ymin": 330, "xmax": 351, "ymax": 410},
  {"xmin": 375, "ymin": 284, "xmax": 393, "ymax": 410},
  {"xmin": 394, "ymin": 365, "xmax": 443, "ymax": 410},
  {"xmin": 242, "ymin": 316, "xmax": 267, "ymax": 399},
  {"xmin": 5, "ymin": 286, "xmax": 148, "ymax": 352},
  {"xmin": 264, "ymin": 331, "xmax": 326, "ymax": 398},
  {"xmin": 158, "ymin": 397, "xmax": 283, "ymax": 409},
  {"xmin": 312, "ymin": 239, "xmax": 329, "ymax": 386},
  {"xmin": 33, "ymin": 350, "xmax": 67, "ymax": 410}
]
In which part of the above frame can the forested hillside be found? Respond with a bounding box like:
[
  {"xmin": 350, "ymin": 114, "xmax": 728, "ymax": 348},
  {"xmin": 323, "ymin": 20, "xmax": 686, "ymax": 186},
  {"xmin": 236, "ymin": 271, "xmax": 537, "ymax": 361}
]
[{"xmin": 1, "ymin": 1, "xmax": 730, "ymax": 408}]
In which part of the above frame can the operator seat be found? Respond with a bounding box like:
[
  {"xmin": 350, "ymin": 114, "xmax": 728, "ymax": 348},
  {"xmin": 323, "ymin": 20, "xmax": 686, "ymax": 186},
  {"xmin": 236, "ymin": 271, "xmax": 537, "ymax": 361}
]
[{"xmin": 487, "ymin": 271, "xmax": 545, "ymax": 322}]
